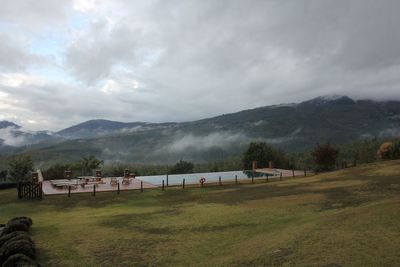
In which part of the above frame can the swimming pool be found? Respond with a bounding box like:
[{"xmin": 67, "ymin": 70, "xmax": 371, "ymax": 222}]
[{"xmin": 137, "ymin": 170, "xmax": 276, "ymax": 186}]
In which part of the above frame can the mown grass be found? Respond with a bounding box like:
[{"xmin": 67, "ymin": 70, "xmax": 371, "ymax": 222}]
[{"xmin": 1, "ymin": 160, "xmax": 400, "ymax": 266}]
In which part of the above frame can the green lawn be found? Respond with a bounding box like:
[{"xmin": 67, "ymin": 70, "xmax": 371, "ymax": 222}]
[{"xmin": 1, "ymin": 160, "xmax": 400, "ymax": 266}]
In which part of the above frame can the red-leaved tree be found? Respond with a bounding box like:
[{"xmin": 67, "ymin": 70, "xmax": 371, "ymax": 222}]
[{"xmin": 312, "ymin": 143, "xmax": 339, "ymax": 172}]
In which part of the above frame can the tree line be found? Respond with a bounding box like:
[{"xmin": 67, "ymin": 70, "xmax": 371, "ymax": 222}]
[{"xmin": 1, "ymin": 138, "xmax": 400, "ymax": 182}]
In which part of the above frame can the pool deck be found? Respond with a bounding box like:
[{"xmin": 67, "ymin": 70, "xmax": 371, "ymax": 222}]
[
  {"xmin": 42, "ymin": 177, "xmax": 157, "ymax": 196},
  {"xmin": 42, "ymin": 169, "xmax": 307, "ymax": 195}
]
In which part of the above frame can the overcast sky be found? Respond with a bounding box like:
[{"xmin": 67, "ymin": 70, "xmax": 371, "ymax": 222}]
[{"xmin": 1, "ymin": 0, "xmax": 400, "ymax": 131}]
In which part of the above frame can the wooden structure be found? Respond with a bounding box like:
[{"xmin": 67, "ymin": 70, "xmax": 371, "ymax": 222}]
[{"xmin": 18, "ymin": 182, "xmax": 43, "ymax": 200}]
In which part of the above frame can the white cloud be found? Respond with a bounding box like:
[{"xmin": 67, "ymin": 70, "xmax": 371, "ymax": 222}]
[
  {"xmin": 0, "ymin": 126, "xmax": 26, "ymax": 146},
  {"xmin": 161, "ymin": 132, "xmax": 249, "ymax": 153}
]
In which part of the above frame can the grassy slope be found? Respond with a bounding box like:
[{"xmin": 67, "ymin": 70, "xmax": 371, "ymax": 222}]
[{"xmin": 0, "ymin": 161, "xmax": 400, "ymax": 266}]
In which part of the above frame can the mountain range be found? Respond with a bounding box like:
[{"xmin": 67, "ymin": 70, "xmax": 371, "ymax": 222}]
[{"xmin": 1, "ymin": 95, "xmax": 400, "ymax": 164}]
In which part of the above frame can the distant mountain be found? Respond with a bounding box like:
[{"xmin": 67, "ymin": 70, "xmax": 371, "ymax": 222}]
[
  {"xmin": 56, "ymin": 119, "xmax": 177, "ymax": 139},
  {"xmin": 2, "ymin": 95, "xmax": 400, "ymax": 164},
  {"xmin": 0, "ymin": 121, "xmax": 58, "ymax": 153},
  {"xmin": 57, "ymin": 119, "xmax": 145, "ymax": 139},
  {"xmin": 0, "ymin": 121, "xmax": 20, "ymax": 129}
]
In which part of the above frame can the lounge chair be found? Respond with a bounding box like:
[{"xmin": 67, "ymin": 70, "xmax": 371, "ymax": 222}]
[{"xmin": 110, "ymin": 177, "xmax": 118, "ymax": 186}]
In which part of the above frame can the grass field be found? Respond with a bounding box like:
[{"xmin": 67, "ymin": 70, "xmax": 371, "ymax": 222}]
[{"xmin": 1, "ymin": 160, "xmax": 400, "ymax": 266}]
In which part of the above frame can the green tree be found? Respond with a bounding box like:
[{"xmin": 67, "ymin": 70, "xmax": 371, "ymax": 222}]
[
  {"xmin": 312, "ymin": 143, "xmax": 339, "ymax": 172},
  {"xmin": 0, "ymin": 170, "xmax": 7, "ymax": 181},
  {"xmin": 78, "ymin": 155, "xmax": 104, "ymax": 175},
  {"xmin": 170, "ymin": 160, "xmax": 194, "ymax": 174},
  {"xmin": 42, "ymin": 163, "xmax": 72, "ymax": 180},
  {"xmin": 8, "ymin": 156, "xmax": 34, "ymax": 182},
  {"xmin": 242, "ymin": 142, "xmax": 288, "ymax": 170}
]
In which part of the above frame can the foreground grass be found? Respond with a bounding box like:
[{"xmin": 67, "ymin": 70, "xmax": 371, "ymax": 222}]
[{"xmin": 1, "ymin": 160, "xmax": 400, "ymax": 266}]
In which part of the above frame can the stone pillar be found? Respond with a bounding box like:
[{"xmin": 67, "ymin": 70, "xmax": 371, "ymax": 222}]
[
  {"xmin": 252, "ymin": 161, "xmax": 257, "ymax": 171},
  {"xmin": 95, "ymin": 170, "xmax": 102, "ymax": 177},
  {"xmin": 64, "ymin": 170, "xmax": 72, "ymax": 179},
  {"xmin": 31, "ymin": 172, "xmax": 39, "ymax": 183}
]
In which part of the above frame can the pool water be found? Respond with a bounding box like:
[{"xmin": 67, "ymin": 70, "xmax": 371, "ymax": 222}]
[{"xmin": 137, "ymin": 170, "xmax": 276, "ymax": 186}]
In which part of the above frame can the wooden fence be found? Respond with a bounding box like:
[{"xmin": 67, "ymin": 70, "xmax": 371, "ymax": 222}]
[{"xmin": 17, "ymin": 182, "xmax": 43, "ymax": 200}]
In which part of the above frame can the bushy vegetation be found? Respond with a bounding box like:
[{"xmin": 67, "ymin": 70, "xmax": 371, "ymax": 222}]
[
  {"xmin": 7, "ymin": 156, "xmax": 33, "ymax": 182},
  {"xmin": 377, "ymin": 141, "xmax": 400, "ymax": 160},
  {"xmin": 0, "ymin": 170, "xmax": 6, "ymax": 181},
  {"xmin": 0, "ymin": 217, "xmax": 38, "ymax": 266},
  {"xmin": 169, "ymin": 160, "xmax": 194, "ymax": 174}
]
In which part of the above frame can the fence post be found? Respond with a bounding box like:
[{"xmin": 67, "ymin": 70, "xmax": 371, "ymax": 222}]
[
  {"xmin": 280, "ymin": 172, "xmax": 282, "ymax": 181},
  {"xmin": 93, "ymin": 184, "xmax": 96, "ymax": 196},
  {"xmin": 235, "ymin": 175, "xmax": 237, "ymax": 185},
  {"xmin": 304, "ymin": 169, "xmax": 307, "ymax": 177},
  {"xmin": 182, "ymin": 178, "xmax": 185, "ymax": 189},
  {"xmin": 117, "ymin": 182, "xmax": 120, "ymax": 194},
  {"xmin": 68, "ymin": 186, "xmax": 71, "ymax": 197},
  {"xmin": 219, "ymin": 176, "xmax": 221, "ymax": 186},
  {"xmin": 266, "ymin": 173, "xmax": 269, "ymax": 182},
  {"xmin": 141, "ymin": 181, "xmax": 143, "ymax": 192},
  {"xmin": 251, "ymin": 174, "xmax": 254, "ymax": 184},
  {"xmin": 292, "ymin": 169, "xmax": 295, "ymax": 177},
  {"xmin": 162, "ymin": 180, "xmax": 165, "ymax": 191},
  {"xmin": 166, "ymin": 174, "xmax": 169, "ymax": 187},
  {"xmin": 40, "ymin": 183, "xmax": 43, "ymax": 199}
]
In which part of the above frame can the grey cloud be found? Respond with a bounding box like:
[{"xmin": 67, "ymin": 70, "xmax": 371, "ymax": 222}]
[
  {"xmin": 0, "ymin": 0, "xmax": 69, "ymax": 29},
  {"xmin": 0, "ymin": 34, "xmax": 45, "ymax": 71},
  {"xmin": 66, "ymin": 19, "xmax": 142, "ymax": 83},
  {"xmin": 2, "ymin": 1, "xmax": 400, "ymax": 130}
]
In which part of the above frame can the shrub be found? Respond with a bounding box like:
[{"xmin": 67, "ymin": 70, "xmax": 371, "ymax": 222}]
[
  {"xmin": 1, "ymin": 222, "xmax": 30, "ymax": 236},
  {"xmin": 0, "ymin": 239, "xmax": 36, "ymax": 265},
  {"xmin": 2, "ymin": 253, "xmax": 38, "ymax": 267},
  {"xmin": 377, "ymin": 141, "xmax": 400, "ymax": 160},
  {"xmin": 7, "ymin": 217, "xmax": 33, "ymax": 228},
  {"xmin": 377, "ymin": 142, "xmax": 394, "ymax": 159},
  {"xmin": 0, "ymin": 232, "xmax": 32, "ymax": 248}
]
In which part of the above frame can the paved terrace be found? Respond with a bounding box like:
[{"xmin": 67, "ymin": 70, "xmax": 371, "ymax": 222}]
[{"xmin": 42, "ymin": 177, "xmax": 157, "ymax": 196}]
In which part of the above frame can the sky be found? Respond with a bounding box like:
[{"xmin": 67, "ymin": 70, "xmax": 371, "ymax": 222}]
[{"xmin": 1, "ymin": 0, "xmax": 400, "ymax": 131}]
